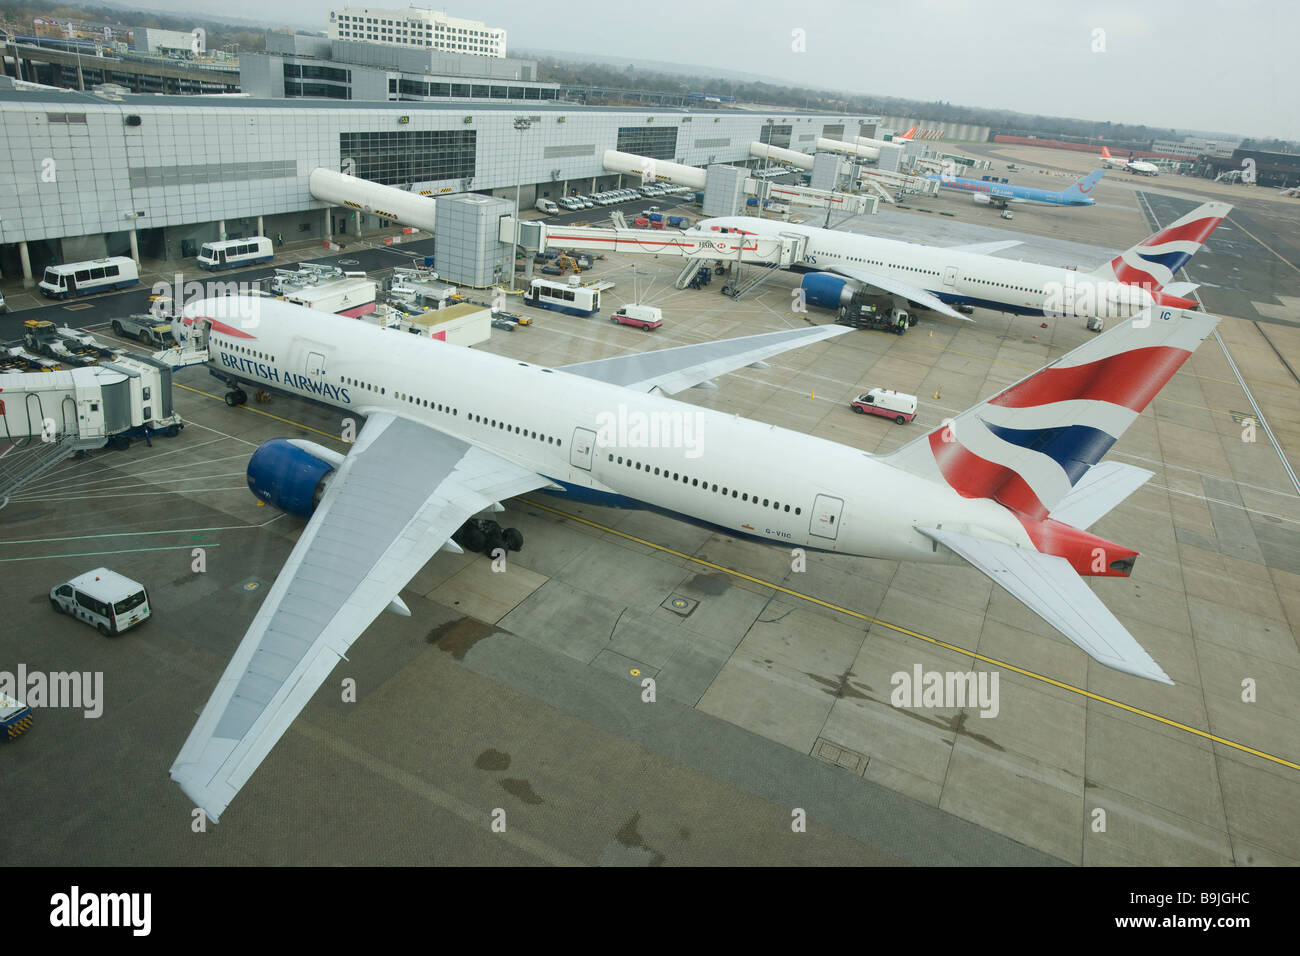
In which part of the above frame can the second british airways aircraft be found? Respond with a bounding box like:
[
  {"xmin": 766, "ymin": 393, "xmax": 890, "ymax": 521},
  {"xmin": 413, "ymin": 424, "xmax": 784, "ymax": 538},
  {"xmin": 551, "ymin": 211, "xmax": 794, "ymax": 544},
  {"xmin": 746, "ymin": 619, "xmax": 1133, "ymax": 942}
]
[{"xmin": 929, "ymin": 168, "xmax": 1104, "ymax": 209}]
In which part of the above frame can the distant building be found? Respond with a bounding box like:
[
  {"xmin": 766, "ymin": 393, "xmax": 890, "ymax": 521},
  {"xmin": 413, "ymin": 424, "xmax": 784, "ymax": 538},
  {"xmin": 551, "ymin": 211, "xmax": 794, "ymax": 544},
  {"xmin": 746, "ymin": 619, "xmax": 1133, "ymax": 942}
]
[
  {"xmin": 242, "ymin": 31, "xmax": 552, "ymax": 102},
  {"xmin": 327, "ymin": 6, "xmax": 506, "ymax": 58},
  {"xmin": 1152, "ymin": 137, "xmax": 1239, "ymax": 159},
  {"xmin": 132, "ymin": 27, "xmax": 205, "ymax": 55}
]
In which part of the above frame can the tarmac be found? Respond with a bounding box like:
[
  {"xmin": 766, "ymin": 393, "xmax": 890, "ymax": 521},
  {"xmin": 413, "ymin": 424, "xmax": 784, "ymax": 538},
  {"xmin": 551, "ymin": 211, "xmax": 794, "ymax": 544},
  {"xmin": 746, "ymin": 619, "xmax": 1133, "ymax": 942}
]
[{"xmin": 3, "ymin": 147, "xmax": 1299, "ymax": 865}]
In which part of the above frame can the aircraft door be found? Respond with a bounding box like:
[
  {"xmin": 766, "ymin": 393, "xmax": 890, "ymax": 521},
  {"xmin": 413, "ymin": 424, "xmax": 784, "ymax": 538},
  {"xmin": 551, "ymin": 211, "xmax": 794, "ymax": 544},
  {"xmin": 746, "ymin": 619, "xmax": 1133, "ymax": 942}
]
[
  {"xmin": 943, "ymin": 266, "xmax": 958, "ymax": 288},
  {"xmin": 809, "ymin": 494, "xmax": 844, "ymax": 540},
  {"xmin": 570, "ymin": 427, "xmax": 596, "ymax": 471},
  {"xmin": 306, "ymin": 351, "xmax": 327, "ymax": 377}
]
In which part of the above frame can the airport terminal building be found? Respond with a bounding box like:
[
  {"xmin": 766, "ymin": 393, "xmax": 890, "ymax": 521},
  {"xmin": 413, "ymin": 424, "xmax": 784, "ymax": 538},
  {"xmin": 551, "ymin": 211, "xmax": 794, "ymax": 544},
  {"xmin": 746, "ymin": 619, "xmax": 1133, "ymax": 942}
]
[{"xmin": 0, "ymin": 87, "xmax": 878, "ymax": 280}]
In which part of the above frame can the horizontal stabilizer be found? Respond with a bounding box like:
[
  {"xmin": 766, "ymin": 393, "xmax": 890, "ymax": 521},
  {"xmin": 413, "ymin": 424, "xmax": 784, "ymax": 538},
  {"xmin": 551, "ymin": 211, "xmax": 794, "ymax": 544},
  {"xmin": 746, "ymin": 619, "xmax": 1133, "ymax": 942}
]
[
  {"xmin": 916, "ymin": 526, "xmax": 1173, "ymax": 685},
  {"xmin": 1047, "ymin": 461, "xmax": 1153, "ymax": 530},
  {"xmin": 1161, "ymin": 281, "xmax": 1199, "ymax": 298}
]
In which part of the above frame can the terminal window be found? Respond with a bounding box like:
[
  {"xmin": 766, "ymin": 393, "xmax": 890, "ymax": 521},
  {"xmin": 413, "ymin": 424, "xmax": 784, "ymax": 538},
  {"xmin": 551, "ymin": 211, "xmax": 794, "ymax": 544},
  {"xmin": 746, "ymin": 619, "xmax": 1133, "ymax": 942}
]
[
  {"xmin": 616, "ymin": 126, "xmax": 678, "ymax": 161},
  {"xmin": 340, "ymin": 130, "xmax": 477, "ymax": 185},
  {"xmin": 759, "ymin": 124, "xmax": 792, "ymax": 148}
]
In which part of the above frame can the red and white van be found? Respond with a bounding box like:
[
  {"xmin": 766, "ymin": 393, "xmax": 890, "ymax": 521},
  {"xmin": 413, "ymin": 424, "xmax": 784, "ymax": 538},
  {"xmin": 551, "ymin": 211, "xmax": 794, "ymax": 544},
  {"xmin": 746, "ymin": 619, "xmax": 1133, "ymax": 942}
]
[{"xmin": 851, "ymin": 388, "xmax": 917, "ymax": 424}]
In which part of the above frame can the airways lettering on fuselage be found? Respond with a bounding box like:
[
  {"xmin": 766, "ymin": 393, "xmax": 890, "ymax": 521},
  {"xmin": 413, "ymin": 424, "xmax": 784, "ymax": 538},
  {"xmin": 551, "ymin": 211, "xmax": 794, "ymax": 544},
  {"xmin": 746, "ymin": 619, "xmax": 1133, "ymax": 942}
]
[{"xmin": 218, "ymin": 351, "xmax": 352, "ymax": 404}]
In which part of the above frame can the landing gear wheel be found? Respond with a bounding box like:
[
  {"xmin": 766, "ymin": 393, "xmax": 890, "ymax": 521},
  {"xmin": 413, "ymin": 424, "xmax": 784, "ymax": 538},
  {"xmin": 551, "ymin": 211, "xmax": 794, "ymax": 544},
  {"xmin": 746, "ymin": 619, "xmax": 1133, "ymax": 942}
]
[
  {"xmin": 503, "ymin": 527, "xmax": 524, "ymax": 552},
  {"xmin": 894, "ymin": 415, "xmax": 907, "ymax": 425},
  {"xmin": 454, "ymin": 523, "xmax": 486, "ymax": 554},
  {"xmin": 225, "ymin": 389, "xmax": 247, "ymax": 407},
  {"xmin": 484, "ymin": 532, "xmax": 507, "ymax": 557}
]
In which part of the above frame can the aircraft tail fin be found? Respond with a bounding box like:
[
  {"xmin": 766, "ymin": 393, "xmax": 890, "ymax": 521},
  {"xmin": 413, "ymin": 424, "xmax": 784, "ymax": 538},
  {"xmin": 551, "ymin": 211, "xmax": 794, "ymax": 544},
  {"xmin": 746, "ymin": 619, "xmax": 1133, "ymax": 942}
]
[
  {"xmin": 898, "ymin": 125, "xmax": 917, "ymax": 141},
  {"xmin": 1060, "ymin": 169, "xmax": 1104, "ymax": 202},
  {"xmin": 1101, "ymin": 146, "xmax": 1114, "ymax": 159},
  {"xmin": 1089, "ymin": 201, "xmax": 1230, "ymax": 290},
  {"xmin": 881, "ymin": 307, "xmax": 1219, "ymax": 521}
]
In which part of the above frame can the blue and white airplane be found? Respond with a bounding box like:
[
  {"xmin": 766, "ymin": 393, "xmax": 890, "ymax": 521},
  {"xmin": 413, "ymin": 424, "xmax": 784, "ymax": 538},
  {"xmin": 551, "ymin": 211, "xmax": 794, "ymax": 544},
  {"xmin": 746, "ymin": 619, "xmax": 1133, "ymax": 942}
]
[
  {"xmin": 930, "ymin": 168, "xmax": 1105, "ymax": 209},
  {"xmin": 167, "ymin": 294, "xmax": 1219, "ymax": 821}
]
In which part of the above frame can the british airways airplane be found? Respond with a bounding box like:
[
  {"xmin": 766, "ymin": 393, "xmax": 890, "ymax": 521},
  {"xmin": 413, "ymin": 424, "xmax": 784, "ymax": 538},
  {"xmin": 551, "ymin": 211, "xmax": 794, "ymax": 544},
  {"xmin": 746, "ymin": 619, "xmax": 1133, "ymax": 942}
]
[
  {"xmin": 929, "ymin": 168, "xmax": 1105, "ymax": 209},
  {"xmin": 168, "ymin": 295, "xmax": 1218, "ymax": 821},
  {"xmin": 694, "ymin": 201, "xmax": 1228, "ymax": 322}
]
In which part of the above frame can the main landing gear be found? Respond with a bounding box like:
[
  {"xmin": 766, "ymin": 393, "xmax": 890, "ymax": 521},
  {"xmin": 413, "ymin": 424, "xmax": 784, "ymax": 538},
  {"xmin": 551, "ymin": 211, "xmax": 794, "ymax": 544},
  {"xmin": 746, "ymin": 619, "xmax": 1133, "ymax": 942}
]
[
  {"xmin": 453, "ymin": 518, "xmax": 524, "ymax": 557},
  {"xmin": 224, "ymin": 388, "xmax": 248, "ymax": 407}
]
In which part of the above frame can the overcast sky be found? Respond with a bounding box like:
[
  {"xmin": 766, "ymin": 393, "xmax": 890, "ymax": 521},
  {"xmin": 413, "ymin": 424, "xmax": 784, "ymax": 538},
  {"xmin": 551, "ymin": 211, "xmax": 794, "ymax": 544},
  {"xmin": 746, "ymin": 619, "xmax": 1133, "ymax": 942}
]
[{"xmin": 143, "ymin": 0, "xmax": 1299, "ymax": 140}]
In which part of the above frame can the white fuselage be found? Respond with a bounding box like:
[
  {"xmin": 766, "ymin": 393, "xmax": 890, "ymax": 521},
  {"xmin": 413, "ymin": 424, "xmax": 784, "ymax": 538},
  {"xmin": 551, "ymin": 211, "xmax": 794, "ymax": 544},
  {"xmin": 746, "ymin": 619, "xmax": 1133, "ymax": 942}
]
[
  {"xmin": 697, "ymin": 217, "xmax": 1150, "ymax": 317},
  {"xmin": 200, "ymin": 299, "xmax": 1033, "ymax": 564},
  {"xmin": 1103, "ymin": 155, "xmax": 1159, "ymax": 176}
]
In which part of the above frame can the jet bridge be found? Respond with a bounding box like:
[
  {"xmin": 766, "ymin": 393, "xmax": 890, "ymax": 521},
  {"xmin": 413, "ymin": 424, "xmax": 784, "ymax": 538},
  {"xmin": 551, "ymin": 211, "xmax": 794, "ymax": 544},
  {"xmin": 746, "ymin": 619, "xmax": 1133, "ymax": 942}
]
[{"xmin": 500, "ymin": 218, "xmax": 808, "ymax": 268}]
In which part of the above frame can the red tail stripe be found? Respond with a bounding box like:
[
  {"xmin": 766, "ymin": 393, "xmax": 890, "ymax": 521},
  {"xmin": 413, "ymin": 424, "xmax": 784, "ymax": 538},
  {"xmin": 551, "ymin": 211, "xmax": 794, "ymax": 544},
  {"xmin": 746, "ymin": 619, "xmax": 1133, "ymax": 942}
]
[
  {"xmin": 988, "ymin": 346, "xmax": 1191, "ymax": 412},
  {"xmin": 1142, "ymin": 217, "xmax": 1223, "ymax": 247},
  {"xmin": 929, "ymin": 432, "xmax": 1049, "ymax": 519},
  {"xmin": 1111, "ymin": 260, "xmax": 1162, "ymax": 288}
]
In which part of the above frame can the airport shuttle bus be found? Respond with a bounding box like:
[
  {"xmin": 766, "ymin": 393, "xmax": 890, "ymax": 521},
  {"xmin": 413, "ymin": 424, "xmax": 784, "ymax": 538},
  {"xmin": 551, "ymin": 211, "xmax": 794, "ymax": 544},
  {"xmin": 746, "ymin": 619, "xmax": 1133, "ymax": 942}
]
[
  {"xmin": 524, "ymin": 278, "xmax": 601, "ymax": 316},
  {"xmin": 197, "ymin": 237, "xmax": 274, "ymax": 271},
  {"xmin": 38, "ymin": 257, "xmax": 139, "ymax": 299}
]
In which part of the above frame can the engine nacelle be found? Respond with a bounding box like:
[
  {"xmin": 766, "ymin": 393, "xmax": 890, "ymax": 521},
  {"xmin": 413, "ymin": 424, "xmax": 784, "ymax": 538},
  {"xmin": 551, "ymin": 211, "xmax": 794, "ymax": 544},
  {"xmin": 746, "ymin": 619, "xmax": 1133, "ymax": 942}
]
[
  {"xmin": 247, "ymin": 438, "xmax": 344, "ymax": 517},
  {"xmin": 971, "ymin": 193, "xmax": 991, "ymax": 205},
  {"xmin": 799, "ymin": 272, "xmax": 862, "ymax": 311}
]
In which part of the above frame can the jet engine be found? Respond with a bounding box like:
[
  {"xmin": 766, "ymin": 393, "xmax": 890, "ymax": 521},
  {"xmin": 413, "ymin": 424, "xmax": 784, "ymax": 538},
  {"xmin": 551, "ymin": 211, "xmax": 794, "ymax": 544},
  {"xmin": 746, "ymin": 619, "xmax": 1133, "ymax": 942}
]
[
  {"xmin": 799, "ymin": 273, "xmax": 862, "ymax": 311},
  {"xmin": 246, "ymin": 438, "xmax": 346, "ymax": 518}
]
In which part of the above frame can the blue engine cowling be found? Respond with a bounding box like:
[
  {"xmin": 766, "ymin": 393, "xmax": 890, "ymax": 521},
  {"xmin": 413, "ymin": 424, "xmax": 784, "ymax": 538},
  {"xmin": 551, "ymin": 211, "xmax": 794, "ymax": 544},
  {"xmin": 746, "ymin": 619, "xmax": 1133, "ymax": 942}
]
[
  {"xmin": 247, "ymin": 438, "xmax": 340, "ymax": 518},
  {"xmin": 800, "ymin": 272, "xmax": 862, "ymax": 311}
]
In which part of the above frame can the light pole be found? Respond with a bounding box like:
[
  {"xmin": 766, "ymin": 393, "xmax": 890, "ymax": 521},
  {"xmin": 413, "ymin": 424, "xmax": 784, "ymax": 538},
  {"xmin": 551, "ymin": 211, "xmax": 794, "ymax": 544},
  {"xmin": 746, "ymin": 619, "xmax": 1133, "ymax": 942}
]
[{"xmin": 513, "ymin": 116, "xmax": 532, "ymax": 291}]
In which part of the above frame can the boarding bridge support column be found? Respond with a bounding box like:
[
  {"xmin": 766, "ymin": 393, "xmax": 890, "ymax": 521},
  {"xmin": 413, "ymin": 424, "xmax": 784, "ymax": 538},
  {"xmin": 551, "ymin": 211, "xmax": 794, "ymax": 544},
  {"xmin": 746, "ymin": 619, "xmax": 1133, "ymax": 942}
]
[
  {"xmin": 19, "ymin": 240, "xmax": 32, "ymax": 281},
  {"xmin": 702, "ymin": 164, "xmax": 748, "ymax": 218},
  {"xmin": 810, "ymin": 152, "xmax": 843, "ymax": 192},
  {"xmin": 128, "ymin": 229, "xmax": 139, "ymax": 266},
  {"xmin": 218, "ymin": 219, "xmax": 226, "ymax": 241}
]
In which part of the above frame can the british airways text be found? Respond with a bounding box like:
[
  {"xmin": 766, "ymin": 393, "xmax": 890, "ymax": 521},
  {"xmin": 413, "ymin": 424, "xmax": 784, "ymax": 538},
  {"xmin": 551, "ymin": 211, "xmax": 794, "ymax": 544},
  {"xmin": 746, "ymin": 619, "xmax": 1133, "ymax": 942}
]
[{"xmin": 218, "ymin": 352, "xmax": 352, "ymax": 404}]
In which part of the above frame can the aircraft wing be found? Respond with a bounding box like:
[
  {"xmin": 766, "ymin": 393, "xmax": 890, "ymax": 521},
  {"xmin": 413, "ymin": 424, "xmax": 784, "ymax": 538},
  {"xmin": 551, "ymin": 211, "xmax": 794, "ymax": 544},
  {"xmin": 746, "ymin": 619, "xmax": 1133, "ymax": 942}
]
[
  {"xmin": 170, "ymin": 412, "xmax": 551, "ymax": 822},
  {"xmin": 826, "ymin": 263, "xmax": 973, "ymax": 322},
  {"xmin": 915, "ymin": 526, "xmax": 1173, "ymax": 685},
  {"xmin": 945, "ymin": 239, "xmax": 1022, "ymax": 255},
  {"xmin": 559, "ymin": 324, "xmax": 851, "ymax": 394}
]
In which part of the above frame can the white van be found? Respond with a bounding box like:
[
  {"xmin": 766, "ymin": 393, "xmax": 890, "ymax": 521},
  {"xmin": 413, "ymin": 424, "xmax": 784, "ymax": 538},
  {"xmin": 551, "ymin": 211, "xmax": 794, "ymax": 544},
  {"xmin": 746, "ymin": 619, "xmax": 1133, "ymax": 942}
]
[
  {"xmin": 50, "ymin": 568, "xmax": 151, "ymax": 636},
  {"xmin": 197, "ymin": 237, "xmax": 274, "ymax": 271},
  {"xmin": 39, "ymin": 257, "xmax": 140, "ymax": 298},
  {"xmin": 534, "ymin": 198, "xmax": 559, "ymax": 215}
]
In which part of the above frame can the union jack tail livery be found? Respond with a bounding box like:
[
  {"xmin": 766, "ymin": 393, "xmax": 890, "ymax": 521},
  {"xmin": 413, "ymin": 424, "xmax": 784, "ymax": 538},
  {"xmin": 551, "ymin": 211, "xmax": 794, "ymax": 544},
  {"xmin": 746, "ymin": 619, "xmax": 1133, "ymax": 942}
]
[
  {"xmin": 886, "ymin": 306, "xmax": 1218, "ymax": 523},
  {"xmin": 887, "ymin": 307, "xmax": 1219, "ymax": 684},
  {"xmin": 1091, "ymin": 201, "xmax": 1230, "ymax": 292}
]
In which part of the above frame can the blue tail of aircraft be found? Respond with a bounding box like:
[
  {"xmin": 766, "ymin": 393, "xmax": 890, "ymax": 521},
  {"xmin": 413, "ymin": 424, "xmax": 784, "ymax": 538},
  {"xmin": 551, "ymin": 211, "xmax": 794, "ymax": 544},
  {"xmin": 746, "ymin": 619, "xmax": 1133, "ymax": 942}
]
[{"xmin": 1059, "ymin": 169, "xmax": 1104, "ymax": 205}]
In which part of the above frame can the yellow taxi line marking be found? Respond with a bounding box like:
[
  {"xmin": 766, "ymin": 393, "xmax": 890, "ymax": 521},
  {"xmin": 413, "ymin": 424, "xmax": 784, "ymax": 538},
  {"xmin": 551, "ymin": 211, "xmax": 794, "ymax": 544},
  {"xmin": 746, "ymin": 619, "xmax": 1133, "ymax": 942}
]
[{"xmin": 521, "ymin": 497, "xmax": 1300, "ymax": 773}]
